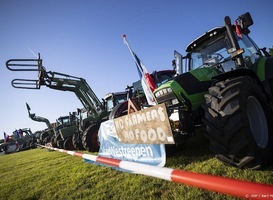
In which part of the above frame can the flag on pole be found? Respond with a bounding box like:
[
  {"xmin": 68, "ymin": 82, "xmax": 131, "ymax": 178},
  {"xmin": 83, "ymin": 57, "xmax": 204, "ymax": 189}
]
[
  {"xmin": 235, "ymin": 21, "xmax": 243, "ymax": 39},
  {"xmin": 133, "ymin": 52, "xmax": 157, "ymax": 105},
  {"xmin": 122, "ymin": 35, "xmax": 157, "ymax": 105}
]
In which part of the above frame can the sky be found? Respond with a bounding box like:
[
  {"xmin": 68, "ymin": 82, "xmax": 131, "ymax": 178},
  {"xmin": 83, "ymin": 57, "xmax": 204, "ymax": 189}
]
[{"xmin": 1, "ymin": 0, "xmax": 273, "ymax": 139}]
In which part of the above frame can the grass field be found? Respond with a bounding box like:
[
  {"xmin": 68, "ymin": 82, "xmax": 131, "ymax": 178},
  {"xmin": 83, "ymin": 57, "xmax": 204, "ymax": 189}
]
[{"xmin": 0, "ymin": 131, "xmax": 272, "ymax": 200}]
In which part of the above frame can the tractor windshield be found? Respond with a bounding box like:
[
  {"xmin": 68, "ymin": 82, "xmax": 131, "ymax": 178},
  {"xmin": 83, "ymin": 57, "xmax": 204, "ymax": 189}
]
[
  {"xmin": 151, "ymin": 70, "xmax": 176, "ymax": 87},
  {"xmin": 190, "ymin": 31, "xmax": 261, "ymax": 72},
  {"xmin": 190, "ymin": 35, "xmax": 235, "ymax": 72}
]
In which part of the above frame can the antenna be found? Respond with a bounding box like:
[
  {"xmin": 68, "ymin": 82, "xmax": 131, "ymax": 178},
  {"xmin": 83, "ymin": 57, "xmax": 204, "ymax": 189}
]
[{"xmin": 26, "ymin": 46, "xmax": 38, "ymax": 59}]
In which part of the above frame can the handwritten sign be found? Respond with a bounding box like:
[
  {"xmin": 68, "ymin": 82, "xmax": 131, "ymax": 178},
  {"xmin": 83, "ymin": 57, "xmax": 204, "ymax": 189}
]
[{"xmin": 113, "ymin": 104, "xmax": 174, "ymax": 144}]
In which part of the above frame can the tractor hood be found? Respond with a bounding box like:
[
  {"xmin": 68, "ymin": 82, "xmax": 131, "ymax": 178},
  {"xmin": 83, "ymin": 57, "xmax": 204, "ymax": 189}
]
[{"xmin": 154, "ymin": 67, "xmax": 219, "ymax": 111}]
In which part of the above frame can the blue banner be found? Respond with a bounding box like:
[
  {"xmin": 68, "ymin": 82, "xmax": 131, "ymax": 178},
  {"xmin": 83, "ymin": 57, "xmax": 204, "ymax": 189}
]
[{"xmin": 98, "ymin": 120, "xmax": 166, "ymax": 167}]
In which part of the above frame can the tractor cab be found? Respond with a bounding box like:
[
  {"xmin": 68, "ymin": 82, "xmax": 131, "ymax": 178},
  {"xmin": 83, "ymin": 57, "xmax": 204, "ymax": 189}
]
[
  {"xmin": 185, "ymin": 12, "xmax": 266, "ymax": 73},
  {"xmin": 103, "ymin": 92, "xmax": 127, "ymax": 112},
  {"xmin": 186, "ymin": 26, "xmax": 263, "ymax": 73}
]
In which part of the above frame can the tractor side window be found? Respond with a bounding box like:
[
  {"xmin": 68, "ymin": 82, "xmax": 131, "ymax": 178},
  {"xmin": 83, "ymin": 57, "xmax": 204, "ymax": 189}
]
[
  {"xmin": 191, "ymin": 53, "xmax": 203, "ymax": 70},
  {"xmin": 115, "ymin": 94, "xmax": 127, "ymax": 104},
  {"xmin": 105, "ymin": 99, "xmax": 114, "ymax": 112},
  {"xmin": 63, "ymin": 118, "xmax": 70, "ymax": 125},
  {"xmin": 238, "ymin": 35, "xmax": 261, "ymax": 68}
]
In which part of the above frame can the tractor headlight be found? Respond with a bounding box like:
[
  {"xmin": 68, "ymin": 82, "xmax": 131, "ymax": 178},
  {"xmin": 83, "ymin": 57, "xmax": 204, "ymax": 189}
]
[
  {"xmin": 155, "ymin": 87, "xmax": 173, "ymax": 98},
  {"xmin": 155, "ymin": 87, "xmax": 180, "ymax": 106},
  {"xmin": 171, "ymin": 98, "xmax": 179, "ymax": 105}
]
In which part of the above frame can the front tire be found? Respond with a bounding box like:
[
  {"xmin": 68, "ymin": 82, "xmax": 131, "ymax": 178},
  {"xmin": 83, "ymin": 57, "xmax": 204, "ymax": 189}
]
[
  {"xmin": 56, "ymin": 133, "xmax": 64, "ymax": 149},
  {"xmin": 40, "ymin": 131, "xmax": 49, "ymax": 145},
  {"xmin": 108, "ymin": 101, "xmax": 128, "ymax": 120},
  {"xmin": 82, "ymin": 123, "xmax": 100, "ymax": 152},
  {"xmin": 203, "ymin": 76, "xmax": 273, "ymax": 169}
]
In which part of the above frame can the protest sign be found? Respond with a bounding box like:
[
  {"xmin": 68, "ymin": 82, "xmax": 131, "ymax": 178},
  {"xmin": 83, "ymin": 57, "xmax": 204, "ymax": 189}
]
[{"xmin": 113, "ymin": 104, "xmax": 174, "ymax": 144}]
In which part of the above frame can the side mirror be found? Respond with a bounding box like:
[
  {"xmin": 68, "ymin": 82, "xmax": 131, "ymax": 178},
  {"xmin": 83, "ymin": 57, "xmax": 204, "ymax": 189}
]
[
  {"xmin": 238, "ymin": 12, "xmax": 253, "ymax": 30},
  {"xmin": 174, "ymin": 50, "xmax": 183, "ymax": 75}
]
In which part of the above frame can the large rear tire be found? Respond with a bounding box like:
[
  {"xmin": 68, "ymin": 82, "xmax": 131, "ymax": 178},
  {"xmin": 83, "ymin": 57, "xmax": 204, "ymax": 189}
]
[
  {"xmin": 82, "ymin": 123, "xmax": 100, "ymax": 152},
  {"xmin": 72, "ymin": 132, "xmax": 85, "ymax": 150},
  {"xmin": 63, "ymin": 137, "xmax": 76, "ymax": 150},
  {"xmin": 203, "ymin": 76, "xmax": 273, "ymax": 169}
]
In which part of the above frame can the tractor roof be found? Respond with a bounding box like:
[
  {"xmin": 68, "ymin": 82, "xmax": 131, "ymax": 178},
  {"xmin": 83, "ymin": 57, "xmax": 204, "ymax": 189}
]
[
  {"xmin": 186, "ymin": 26, "xmax": 226, "ymax": 52},
  {"xmin": 104, "ymin": 91, "xmax": 127, "ymax": 100}
]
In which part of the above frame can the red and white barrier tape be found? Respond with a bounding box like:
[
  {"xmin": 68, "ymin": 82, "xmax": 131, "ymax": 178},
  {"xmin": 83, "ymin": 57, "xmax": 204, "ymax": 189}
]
[{"xmin": 39, "ymin": 145, "xmax": 273, "ymax": 199}]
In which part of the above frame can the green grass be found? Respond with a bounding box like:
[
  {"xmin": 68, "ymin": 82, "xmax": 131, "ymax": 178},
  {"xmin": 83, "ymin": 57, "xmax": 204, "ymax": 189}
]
[{"xmin": 0, "ymin": 132, "xmax": 272, "ymax": 200}]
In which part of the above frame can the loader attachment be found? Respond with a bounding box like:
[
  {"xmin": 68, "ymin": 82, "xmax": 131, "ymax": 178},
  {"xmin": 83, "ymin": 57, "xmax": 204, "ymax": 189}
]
[
  {"xmin": 12, "ymin": 79, "xmax": 41, "ymax": 89},
  {"xmin": 6, "ymin": 58, "xmax": 42, "ymax": 71},
  {"xmin": 6, "ymin": 53, "xmax": 47, "ymax": 89}
]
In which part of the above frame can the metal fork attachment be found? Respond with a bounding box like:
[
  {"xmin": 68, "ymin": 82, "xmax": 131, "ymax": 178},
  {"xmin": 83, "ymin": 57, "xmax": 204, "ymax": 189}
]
[
  {"xmin": 11, "ymin": 79, "xmax": 41, "ymax": 89},
  {"xmin": 6, "ymin": 53, "xmax": 46, "ymax": 89},
  {"xmin": 6, "ymin": 55, "xmax": 42, "ymax": 72}
]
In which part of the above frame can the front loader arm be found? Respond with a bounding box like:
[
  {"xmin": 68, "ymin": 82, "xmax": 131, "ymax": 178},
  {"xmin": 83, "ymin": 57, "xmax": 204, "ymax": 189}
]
[
  {"xmin": 26, "ymin": 103, "xmax": 52, "ymax": 129},
  {"xmin": 43, "ymin": 71, "xmax": 104, "ymax": 117},
  {"xmin": 6, "ymin": 54, "xmax": 104, "ymax": 118}
]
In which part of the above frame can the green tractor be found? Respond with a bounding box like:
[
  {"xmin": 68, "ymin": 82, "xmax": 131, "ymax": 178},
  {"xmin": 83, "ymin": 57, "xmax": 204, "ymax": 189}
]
[
  {"xmin": 153, "ymin": 12, "xmax": 273, "ymax": 169},
  {"xmin": 52, "ymin": 113, "xmax": 78, "ymax": 149},
  {"xmin": 6, "ymin": 57, "xmax": 127, "ymax": 152},
  {"xmin": 26, "ymin": 102, "xmax": 78, "ymax": 149}
]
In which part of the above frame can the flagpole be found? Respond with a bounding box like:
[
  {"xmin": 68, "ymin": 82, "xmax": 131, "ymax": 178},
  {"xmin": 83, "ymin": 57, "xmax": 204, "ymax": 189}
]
[
  {"xmin": 122, "ymin": 35, "xmax": 141, "ymax": 70},
  {"xmin": 122, "ymin": 34, "xmax": 156, "ymax": 105}
]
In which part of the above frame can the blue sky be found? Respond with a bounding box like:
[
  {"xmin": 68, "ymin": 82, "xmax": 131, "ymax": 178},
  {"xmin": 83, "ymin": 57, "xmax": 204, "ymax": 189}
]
[{"xmin": 1, "ymin": 0, "xmax": 273, "ymax": 139}]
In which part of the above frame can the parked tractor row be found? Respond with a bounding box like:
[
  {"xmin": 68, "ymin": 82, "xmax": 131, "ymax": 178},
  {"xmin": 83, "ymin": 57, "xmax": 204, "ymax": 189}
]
[
  {"xmin": 6, "ymin": 52, "xmax": 175, "ymax": 152},
  {"xmin": 5, "ymin": 12, "xmax": 273, "ymax": 169},
  {"xmin": 12, "ymin": 66, "xmax": 129, "ymax": 151}
]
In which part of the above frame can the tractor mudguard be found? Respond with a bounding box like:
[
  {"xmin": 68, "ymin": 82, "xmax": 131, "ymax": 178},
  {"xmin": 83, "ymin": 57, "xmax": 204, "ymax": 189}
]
[
  {"xmin": 212, "ymin": 57, "xmax": 273, "ymax": 101},
  {"xmin": 174, "ymin": 72, "xmax": 215, "ymax": 96},
  {"xmin": 169, "ymin": 67, "xmax": 219, "ymax": 111},
  {"xmin": 212, "ymin": 68, "xmax": 261, "ymax": 83}
]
